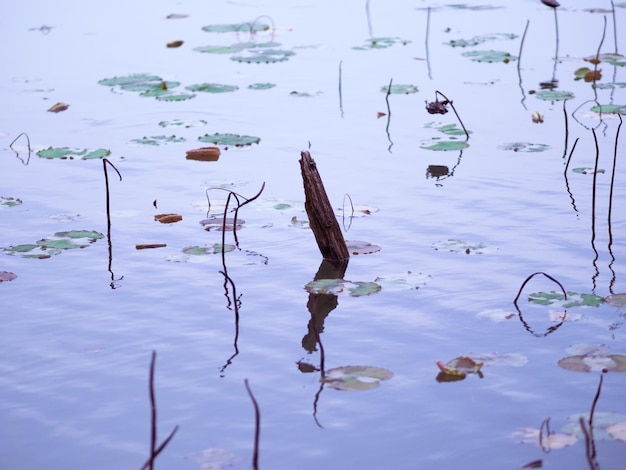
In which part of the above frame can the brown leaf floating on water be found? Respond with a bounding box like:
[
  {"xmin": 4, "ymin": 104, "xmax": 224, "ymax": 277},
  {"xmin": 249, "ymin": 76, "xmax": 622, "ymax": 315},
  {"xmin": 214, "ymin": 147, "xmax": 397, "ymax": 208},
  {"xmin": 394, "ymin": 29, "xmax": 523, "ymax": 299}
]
[
  {"xmin": 154, "ymin": 213, "xmax": 182, "ymax": 224},
  {"xmin": 47, "ymin": 102, "xmax": 69, "ymax": 113},
  {"xmin": 186, "ymin": 146, "xmax": 220, "ymax": 162},
  {"xmin": 166, "ymin": 40, "xmax": 184, "ymax": 48},
  {"xmin": 136, "ymin": 243, "xmax": 167, "ymax": 250}
]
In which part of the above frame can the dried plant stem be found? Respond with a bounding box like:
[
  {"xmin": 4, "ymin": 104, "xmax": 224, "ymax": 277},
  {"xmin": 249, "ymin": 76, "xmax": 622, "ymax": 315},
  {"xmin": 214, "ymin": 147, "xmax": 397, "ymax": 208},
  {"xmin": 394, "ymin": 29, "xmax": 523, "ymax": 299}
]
[
  {"xmin": 562, "ymin": 99, "xmax": 569, "ymax": 159},
  {"xmin": 244, "ymin": 379, "xmax": 261, "ymax": 470},
  {"xmin": 385, "ymin": 78, "xmax": 394, "ymax": 151},
  {"xmin": 102, "ymin": 158, "xmax": 122, "ymax": 230},
  {"xmin": 607, "ymin": 114, "xmax": 622, "ymax": 293},
  {"xmin": 513, "ymin": 271, "xmax": 567, "ymax": 306},
  {"xmin": 517, "ymin": 20, "xmax": 530, "ymax": 109},
  {"xmin": 435, "ymin": 90, "xmax": 469, "ymax": 140}
]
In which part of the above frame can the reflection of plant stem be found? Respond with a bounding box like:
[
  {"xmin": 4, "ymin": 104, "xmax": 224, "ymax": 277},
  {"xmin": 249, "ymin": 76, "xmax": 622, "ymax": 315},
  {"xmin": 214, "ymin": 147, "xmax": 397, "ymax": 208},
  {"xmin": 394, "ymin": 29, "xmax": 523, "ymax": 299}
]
[
  {"xmin": 9, "ymin": 132, "xmax": 31, "ymax": 165},
  {"xmin": 385, "ymin": 78, "xmax": 393, "ymax": 153},
  {"xmin": 611, "ymin": 0, "xmax": 618, "ymax": 53},
  {"xmin": 365, "ymin": 0, "xmax": 372, "ymax": 37},
  {"xmin": 592, "ymin": 16, "xmax": 607, "ymax": 102},
  {"xmin": 517, "ymin": 20, "xmax": 530, "ymax": 110},
  {"xmin": 563, "ymin": 137, "xmax": 580, "ymax": 214},
  {"xmin": 103, "ymin": 158, "xmax": 123, "ymax": 289},
  {"xmin": 338, "ymin": 60, "xmax": 344, "ymax": 118},
  {"xmin": 591, "ymin": 129, "xmax": 600, "ymax": 292},
  {"xmin": 219, "ymin": 269, "xmax": 240, "ymax": 376},
  {"xmin": 580, "ymin": 374, "xmax": 603, "ymax": 470},
  {"xmin": 572, "ymin": 99, "xmax": 604, "ymax": 131},
  {"xmin": 551, "ymin": 8, "xmax": 559, "ymax": 82},
  {"xmin": 435, "ymin": 90, "xmax": 469, "ymax": 140},
  {"xmin": 539, "ymin": 417, "xmax": 552, "ymax": 453},
  {"xmin": 246, "ymin": 15, "xmax": 276, "ymax": 43},
  {"xmin": 140, "ymin": 351, "xmax": 179, "ymax": 470},
  {"xmin": 513, "ymin": 272, "xmax": 567, "ymax": 337},
  {"xmin": 310, "ymin": 297, "xmax": 326, "ymax": 429},
  {"xmin": 244, "ymin": 379, "xmax": 261, "ymax": 470},
  {"xmin": 607, "ymin": 114, "xmax": 622, "ymax": 294},
  {"xmin": 425, "ymin": 7, "xmax": 432, "ymax": 80},
  {"xmin": 562, "ymin": 99, "xmax": 569, "ymax": 159},
  {"xmin": 341, "ymin": 193, "xmax": 354, "ymax": 232}
]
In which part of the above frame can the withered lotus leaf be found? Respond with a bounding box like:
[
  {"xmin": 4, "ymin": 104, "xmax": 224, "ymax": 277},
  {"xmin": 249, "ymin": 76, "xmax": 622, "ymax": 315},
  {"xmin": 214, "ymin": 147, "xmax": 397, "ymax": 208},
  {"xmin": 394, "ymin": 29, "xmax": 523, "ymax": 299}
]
[{"xmin": 154, "ymin": 213, "xmax": 183, "ymax": 224}]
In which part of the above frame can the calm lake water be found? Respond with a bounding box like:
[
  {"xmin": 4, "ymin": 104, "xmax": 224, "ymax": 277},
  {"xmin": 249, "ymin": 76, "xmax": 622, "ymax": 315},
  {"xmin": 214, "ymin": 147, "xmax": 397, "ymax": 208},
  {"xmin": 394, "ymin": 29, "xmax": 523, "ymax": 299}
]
[{"xmin": 1, "ymin": 1, "xmax": 626, "ymax": 469}]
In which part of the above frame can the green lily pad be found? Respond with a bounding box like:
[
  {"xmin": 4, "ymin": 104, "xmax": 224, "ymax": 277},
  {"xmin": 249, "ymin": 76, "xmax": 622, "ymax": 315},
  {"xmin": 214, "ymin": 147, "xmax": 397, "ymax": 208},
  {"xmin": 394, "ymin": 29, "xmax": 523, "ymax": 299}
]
[
  {"xmin": 198, "ymin": 133, "xmax": 260, "ymax": 147},
  {"xmin": 158, "ymin": 119, "xmax": 207, "ymax": 128},
  {"xmin": 37, "ymin": 147, "xmax": 111, "ymax": 160},
  {"xmin": 597, "ymin": 53, "xmax": 626, "ymax": 66},
  {"xmin": 1, "ymin": 196, "xmax": 22, "ymax": 207},
  {"xmin": 432, "ymin": 239, "xmax": 497, "ymax": 254},
  {"xmin": 528, "ymin": 291, "xmax": 605, "ymax": 308},
  {"xmin": 128, "ymin": 81, "xmax": 180, "ymax": 94},
  {"xmin": 194, "ymin": 45, "xmax": 245, "ymax": 54},
  {"xmin": 572, "ymin": 167, "xmax": 605, "ymax": 175},
  {"xmin": 346, "ymin": 281, "xmax": 382, "ymax": 296},
  {"xmin": 593, "ymin": 82, "xmax": 626, "ymax": 90},
  {"xmin": 605, "ymin": 293, "xmax": 626, "ymax": 306},
  {"xmin": 36, "ymin": 238, "xmax": 85, "ymax": 250},
  {"xmin": 4, "ymin": 244, "xmax": 61, "ymax": 259},
  {"xmin": 182, "ymin": 244, "xmax": 236, "ymax": 255},
  {"xmin": 590, "ymin": 104, "xmax": 626, "ymax": 114},
  {"xmin": 421, "ymin": 141, "xmax": 469, "ymax": 151},
  {"xmin": 374, "ymin": 272, "xmax": 431, "ymax": 291},
  {"xmin": 445, "ymin": 33, "xmax": 517, "ymax": 47},
  {"xmin": 353, "ymin": 37, "xmax": 411, "ymax": 50},
  {"xmin": 130, "ymin": 135, "xmax": 186, "ymax": 145},
  {"xmin": 155, "ymin": 93, "xmax": 196, "ymax": 102},
  {"xmin": 321, "ymin": 365, "xmax": 393, "ymax": 391},
  {"xmin": 231, "ymin": 49, "xmax": 294, "ymax": 64},
  {"xmin": 248, "ymin": 83, "xmax": 276, "ymax": 90},
  {"xmin": 98, "ymin": 73, "xmax": 162, "ymax": 87},
  {"xmin": 304, "ymin": 278, "xmax": 345, "ymax": 295},
  {"xmin": 201, "ymin": 23, "xmax": 270, "ymax": 33},
  {"xmin": 461, "ymin": 50, "xmax": 516, "ymax": 63},
  {"xmin": 55, "ymin": 230, "xmax": 104, "ymax": 240},
  {"xmin": 498, "ymin": 142, "xmax": 550, "ymax": 152},
  {"xmin": 381, "ymin": 84, "xmax": 419, "ymax": 94},
  {"xmin": 558, "ymin": 354, "xmax": 626, "ymax": 372},
  {"xmin": 425, "ymin": 122, "xmax": 470, "ymax": 136},
  {"xmin": 185, "ymin": 83, "xmax": 239, "ymax": 93},
  {"xmin": 535, "ymin": 90, "xmax": 575, "ymax": 101}
]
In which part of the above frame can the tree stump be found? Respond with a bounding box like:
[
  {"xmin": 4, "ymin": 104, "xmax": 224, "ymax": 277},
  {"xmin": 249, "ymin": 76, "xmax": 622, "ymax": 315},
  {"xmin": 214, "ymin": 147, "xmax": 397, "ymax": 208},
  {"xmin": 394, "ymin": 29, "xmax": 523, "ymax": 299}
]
[{"xmin": 299, "ymin": 151, "xmax": 350, "ymax": 262}]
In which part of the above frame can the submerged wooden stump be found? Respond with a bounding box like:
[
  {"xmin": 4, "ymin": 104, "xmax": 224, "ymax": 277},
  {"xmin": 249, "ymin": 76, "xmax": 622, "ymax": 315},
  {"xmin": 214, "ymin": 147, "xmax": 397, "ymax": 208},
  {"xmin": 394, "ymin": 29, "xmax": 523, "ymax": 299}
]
[{"xmin": 299, "ymin": 151, "xmax": 350, "ymax": 262}]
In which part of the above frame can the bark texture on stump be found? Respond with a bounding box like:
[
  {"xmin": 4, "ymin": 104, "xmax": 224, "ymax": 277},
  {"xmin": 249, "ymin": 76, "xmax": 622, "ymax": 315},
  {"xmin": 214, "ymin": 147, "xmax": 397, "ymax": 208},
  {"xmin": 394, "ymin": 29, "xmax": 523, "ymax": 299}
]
[{"xmin": 299, "ymin": 151, "xmax": 350, "ymax": 262}]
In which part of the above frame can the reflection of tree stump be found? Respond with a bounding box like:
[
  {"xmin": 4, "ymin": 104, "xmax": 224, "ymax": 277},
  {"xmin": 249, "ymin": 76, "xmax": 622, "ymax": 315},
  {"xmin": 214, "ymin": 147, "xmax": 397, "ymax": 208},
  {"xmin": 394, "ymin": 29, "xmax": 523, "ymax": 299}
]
[{"xmin": 299, "ymin": 151, "xmax": 350, "ymax": 262}]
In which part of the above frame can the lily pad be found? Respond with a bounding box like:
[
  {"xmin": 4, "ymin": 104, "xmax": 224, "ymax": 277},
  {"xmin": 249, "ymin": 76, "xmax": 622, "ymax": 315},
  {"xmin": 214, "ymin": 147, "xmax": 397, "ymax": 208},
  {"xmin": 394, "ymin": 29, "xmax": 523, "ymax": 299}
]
[
  {"xmin": 201, "ymin": 23, "xmax": 270, "ymax": 33},
  {"xmin": 572, "ymin": 167, "xmax": 605, "ymax": 175},
  {"xmin": 198, "ymin": 133, "xmax": 260, "ymax": 147},
  {"xmin": 471, "ymin": 352, "xmax": 528, "ymax": 367},
  {"xmin": 558, "ymin": 354, "xmax": 626, "ymax": 372},
  {"xmin": 511, "ymin": 428, "xmax": 578, "ymax": 449},
  {"xmin": 4, "ymin": 230, "xmax": 103, "ymax": 258},
  {"xmin": 421, "ymin": 140, "xmax": 469, "ymax": 151},
  {"xmin": 564, "ymin": 412, "xmax": 626, "ymax": 441},
  {"xmin": 182, "ymin": 244, "xmax": 236, "ymax": 255},
  {"xmin": 248, "ymin": 83, "xmax": 276, "ymax": 90},
  {"xmin": 98, "ymin": 73, "xmax": 162, "ymax": 87},
  {"xmin": 4, "ymin": 244, "xmax": 61, "ymax": 259},
  {"xmin": 1, "ymin": 196, "xmax": 22, "ymax": 207},
  {"xmin": 436, "ymin": 356, "xmax": 484, "ymax": 382},
  {"xmin": 346, "ymin": 281, "xmax": 382, "ymax": 296},
  {"xmin": 159, "ymin": 119, "xmax": 207, "ymax": 128},
  {"xmin": 129, "ymin": 81, "xmax": 180, "ymax": 94},
  {"xmin": 425, "ymin": 122, "xmax": 470, "ymax": 136},
  {"xmin": 374, "ymin": 272, "xmax": 431, "ymax": 291},
  {"xmin": 231, "ymin": 49, "xmax": 294, "ymax": 64},
  {"xmin": 461, "ymin": 50, "xmax": 516, "ymax": 63},
  {"xmin": 596, "ymin": 53, "xmax": 626, "ymax": 66},
  {"xmin": 535, "ymin": 90, "xmax": 575, "ymax": 101},
  {"xmin": 37, "ymin": 147, "xmax": 111, "ymax": 160},
  {"xmin": 590, "ymin": 104, "xmax": 626, "ymax": 114},
  {"xmin": 155, "ymin": 93, "xmax": 196, "ymax": 102},
  {"xmin": 380, "ymin": 84, "xmax": 418, "ymax": 94},
  {"xmin": 345, "ymin": 240, "xmax": 381, "ymax": 255},
  {"xmin": 200, "ymin": 216, "xmax": 245, "ymax": 231},
  {"xmin": 528, "ymin": 291, "xmax": 605, "ymax": 308},
  {"xmin": 432, "ymin": 239, "xmax": 497, "ymax": 254},
  {"xmin": 445, "ymin": 33, "xmax": 517, "ymax": 48},
  {"xmin": 498, "ymin": 142, "xmax": 550, "ymax": 152},
  {"xmin": 154, "ymin": 213, "xmax": 182, "ymax": 224},
  {"xmin": 321, "ymin": 365, "xmax": 393, "ymax": 391},
  {"xmin": 353, "ymin": 37, "xmax": 411, "ymax": 50},
  {"xmin": 185, "ymin": 83, "xmax": 239, "ymax": 93},
  {"xmin": 0, "ymin": 271, "xmax": 17, "ymax": 282},
  {"xmin": 130, "ymin": 135, "xmax": 186, "ymax": 146},
  {"xmin": 304, "ymin": 279, "xmax": 382, "ymax": 297},
  {"xmin": 605, "ymin": 293, "xmax": 626, "ymax": 306}
]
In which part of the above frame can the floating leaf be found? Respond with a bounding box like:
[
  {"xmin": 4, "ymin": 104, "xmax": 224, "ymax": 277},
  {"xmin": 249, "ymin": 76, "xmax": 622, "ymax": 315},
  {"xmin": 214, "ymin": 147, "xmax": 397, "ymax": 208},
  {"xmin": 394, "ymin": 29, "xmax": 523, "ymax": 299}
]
[
  {"xmin": 605, "ymin": 293, "xmax": 626, "ymax": 307},
  {"xmin": 535, "ymin": 90, "xmax": 575, "ymax": 101},
  {"xmin": 353, "ymin": 37, "xmax": 410, "ymax": 50},
  {"xmin": 47, "ymin": 102, "xmax": 69, "ymax": 113},
  {"xmin": 445, "ymin": 33, "xmax": 517, "ymax": 48},
  {"xmin": 289, "ymin": 90, "xmax": 322, "ymax": 98},
  {"xmin": 37, "ymin": 147, "xmax": 111, "ymax": 160},
  {"xmin": 55, "ymin": 230, "xmax": 104, "ymax": 241},
  {"xmin": 202, "ymin": 23, "xmax": 270, "ymax": 33},
  {"xmin": 608, "ymin": 422, "xmax": 626, "ymax": 442},
  {"xmin": 321, "ymin": 365, "xmax": 393, "ymax": 391},
  {"xmin": 432, "ymin": 239, "xmax": 497, "ymax": 254},
  {"xmin": 159, "ymin": 119, "xmax": 207, "ymax": 128},
  {"xmin": 3, "ymin": 244, "xmax": 61, "ymax": 259},
  {"xmin": 436, "ymin": 356, "xmax": 484, "ymax": 382},
  {"xmin": 596, "ymin": 52, "xmax": 626, "ymax": 66},
  {"xmin": 200, "ymin": 216, "xmax": 244, "ymax": 231},
  {"xmin": 421, "ymin": 140, "xmax": 469, "ymax": 151},
  {"xmin": 590, "ymin": 104, "xmax": 626, "ymax": 114},
  {"xmin": 592, "ymin": 82, "xmax": 626, "ymax": 89},
  {"xmin": 476, "ymin": 308, "xmax": 518, "ymax": 322},
  {"xmin": 248, "ymin": 83, "xmax": 276, "ymax": 90},
  {"xmin": 130, "ymin": 135, "xmax": 186, "ymax": 146},
  {"xmin": 194, "ymin": 45, "xmax": 246, "ymax": 54},
  {"xmin": 346, "ymin": 281, "xmax": 381, "ymax": 296},
  {"xmin": 498, "ymin": 142, "xmax": 550, "ymax": 152},
  {"xmin": 155, "ymin": 93, "xmax": 196, "ymax": 102},
  {"xmin": 528, "ymin": 291, "xmax": 605, "ymax": 308},
  {"xmin": 154, "ymin": 213, "xmax": 182, "ymax": 224},
  {"xmin": 185, "ymin": 83, "xmax": 239, "ymax": 93},
  {"xmin": 136, "ymin": 243, "xmax": 167, "ymax": 250},
  {"xmin": 572, "ymin": 167, "xmax": 605, "ymax": 175},
  {"xmin": 531, "ymin": 111, "xmax": 544, "ymax": 123},
  {"xmin": 461, "ymin": 50, "xmax": 516, "ymax": 63},
  {"xmin": 198, "ymin": 133, "xmax": 260, "ymax": 147},
  {"xmin": 564, "ymin": 412, "xmax": 626, "ymax": 441},
  {"xmin": 182, "ymin": 244, "xmax": 236, "ymax": 255},
  {"xmin": 0, "ymin": 196, "xmax": 22, "ymax": 207},
  {"xmin": 346, "ymin": 240, "xmax": 381, "ymax": 255},
  {"xmin": 380, "ymin": 84, "xmax": 418, "ymax": 94},
  {"xmin": 0, "ymin": 271, "xmax": 17, "ymax": 282},
  {"xmin": 425, "ymin": 122, "xmax": 469, "ymax": 136},
  {"xmin": 231, "ymin": 49, "xmax": 294, "ymax": 64},
  {"xmin": 511, "ymin": 428, "xmax": 577, "ymax": 449},
  {"xmin": 374, "ymin": 272, "xmax": 431, "ymax": 291},
  {"xmin": 304, "ymin": 279, "xmax": 345, "ymax": 295},
  {"xmin": 186, "ymin": 147, "xmax": 221, "ymax": 162},
  {"xmin": 98, "ymin": 73, "xmax": 162, "ymax": 87},
  {"xmin": 166, "ymin": 40, "xmax": 183, "ymax": 48},
  {"xmin": 471, "ymin": 352, "xmax": 528, "ymax": 367},
  {"xmin": 558, "ymin": 354, "xmax": 626, "ymax": 372}
]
